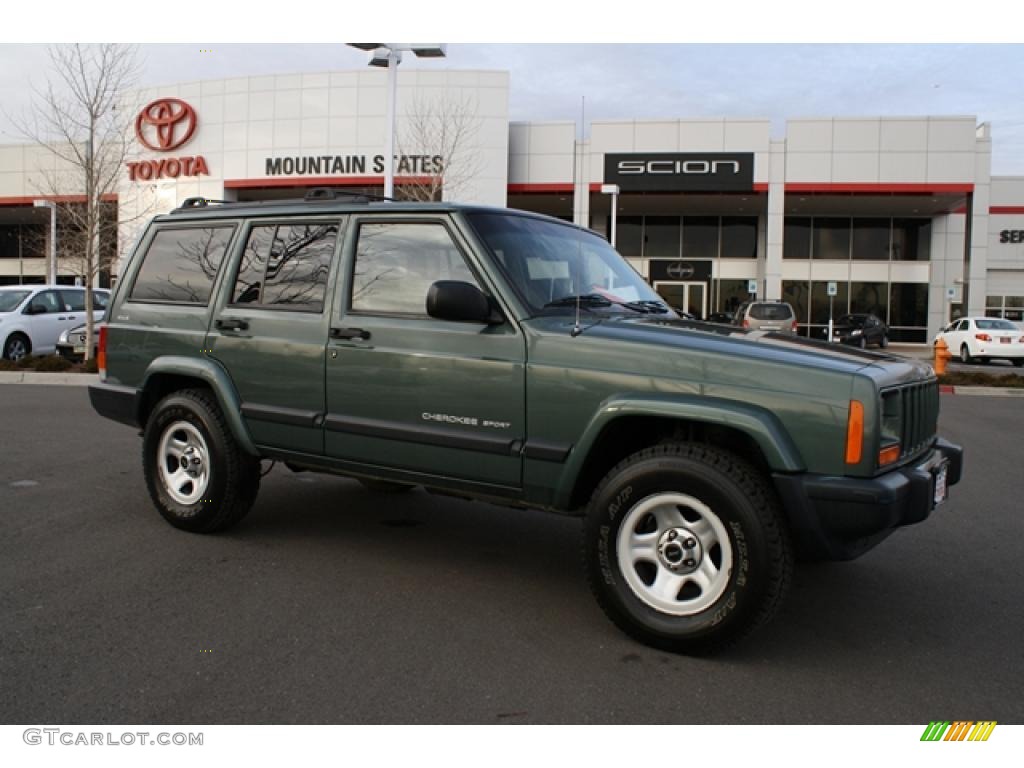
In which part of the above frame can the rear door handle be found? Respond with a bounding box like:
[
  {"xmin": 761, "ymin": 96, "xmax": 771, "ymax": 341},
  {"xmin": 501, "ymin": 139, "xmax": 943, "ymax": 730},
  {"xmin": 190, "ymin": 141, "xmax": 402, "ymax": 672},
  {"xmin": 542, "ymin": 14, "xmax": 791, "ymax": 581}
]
[
  {"xmin": 216, "ymin": 318, "xmax": 250, "ymax": 332},
  {"xmin": 330, "ymin": 327, "xmax": 371, "ymax": 341}
]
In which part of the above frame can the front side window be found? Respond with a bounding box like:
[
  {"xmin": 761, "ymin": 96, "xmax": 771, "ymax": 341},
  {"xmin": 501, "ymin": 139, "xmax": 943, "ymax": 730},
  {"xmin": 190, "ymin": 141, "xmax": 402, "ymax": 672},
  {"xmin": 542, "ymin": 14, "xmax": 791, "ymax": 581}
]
[
  {"xmin": 130, "ymin": 226, "xmax": 235, "ymax": 304},
  {"xmin": 468, "ymin": 212, "xmax": 668, "ymax": 316},
  {"xmin": 351, "ymin": 222, "xmax": 478, "ymax": 316},
  {"xmin": 232, "ymin": 222, "xmax": 337, "ymax": 312},
  {"xmin": 61, "ymin": 289, "xmax": 86, "ymax": 311}
]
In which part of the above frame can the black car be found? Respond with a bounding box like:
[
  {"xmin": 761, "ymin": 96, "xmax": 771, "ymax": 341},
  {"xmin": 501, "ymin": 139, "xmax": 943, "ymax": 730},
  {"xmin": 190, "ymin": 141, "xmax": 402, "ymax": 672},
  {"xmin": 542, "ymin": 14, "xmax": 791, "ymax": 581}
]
[{"xmin": 824, "ymin": 313, "xmax": 889, "ymax": 348}]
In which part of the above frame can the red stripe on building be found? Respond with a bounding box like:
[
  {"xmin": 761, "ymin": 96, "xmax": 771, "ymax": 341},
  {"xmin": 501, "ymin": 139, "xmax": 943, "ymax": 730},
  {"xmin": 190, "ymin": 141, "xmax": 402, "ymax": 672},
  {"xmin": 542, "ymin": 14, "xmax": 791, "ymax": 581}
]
[
  {"xmin": 990, "ymin": 206, "xmax": 1024, "ymax": 214},
  {"xmin": 224, "ymin": 176, "xmax": 433, "ymax": 189},
  {"xmin": 507, "ymin": 183, "xmax": 575, "ymax": 193},
  {"xmin": 784, "ymin": 183, "xmax": 973, "ymax": 194},
  {"xmin": 0, "ymin": 194, "xmax": 118, "ymax": 206}
]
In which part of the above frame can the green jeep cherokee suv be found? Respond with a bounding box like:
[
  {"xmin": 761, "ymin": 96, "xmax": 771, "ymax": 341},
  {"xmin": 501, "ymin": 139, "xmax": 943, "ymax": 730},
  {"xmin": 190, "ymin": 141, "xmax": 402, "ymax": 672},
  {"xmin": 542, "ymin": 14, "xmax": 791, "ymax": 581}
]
[{"xmin": 90, "ymin": 192, "xmax": 962, "ymax": 654}]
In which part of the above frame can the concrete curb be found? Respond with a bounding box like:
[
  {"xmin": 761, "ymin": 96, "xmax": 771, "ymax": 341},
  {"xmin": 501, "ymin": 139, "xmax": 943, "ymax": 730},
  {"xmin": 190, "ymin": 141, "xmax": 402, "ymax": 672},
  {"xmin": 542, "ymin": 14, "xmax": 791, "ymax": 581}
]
[
  {"xmin": 0, "ymin": 372, "xmax": 98, "ymax": 387},
  {"xmin": 943, "ymin": 385, "xmax": 1024, "ymax": 397}
]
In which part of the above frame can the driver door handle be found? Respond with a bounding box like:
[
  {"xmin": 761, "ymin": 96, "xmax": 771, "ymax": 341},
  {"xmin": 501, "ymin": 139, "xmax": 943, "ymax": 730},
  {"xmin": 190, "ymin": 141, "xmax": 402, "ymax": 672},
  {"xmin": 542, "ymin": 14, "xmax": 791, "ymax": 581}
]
[{"xmin": 330, "ymin": 327, "xmax": 371, "ymax": 341}]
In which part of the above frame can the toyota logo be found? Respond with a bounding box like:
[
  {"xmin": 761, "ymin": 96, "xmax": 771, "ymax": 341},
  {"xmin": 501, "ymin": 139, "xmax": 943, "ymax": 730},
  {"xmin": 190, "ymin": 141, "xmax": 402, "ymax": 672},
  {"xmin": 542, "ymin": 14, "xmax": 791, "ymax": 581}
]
[
  {"xmin": 135, "ymin": 98, "xmax": 197, "ymax": 152},
  {"xmin": 666, "ymin": 262, "xmax": 695, "ymax": 280}
]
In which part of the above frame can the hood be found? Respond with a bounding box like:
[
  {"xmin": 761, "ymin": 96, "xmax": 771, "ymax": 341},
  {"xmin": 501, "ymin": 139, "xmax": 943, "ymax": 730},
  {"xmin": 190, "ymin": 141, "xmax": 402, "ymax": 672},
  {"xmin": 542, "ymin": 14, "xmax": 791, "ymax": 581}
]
[{"xmin": 522, "ymin": 313, "xmax": 932, "ymax": 384}]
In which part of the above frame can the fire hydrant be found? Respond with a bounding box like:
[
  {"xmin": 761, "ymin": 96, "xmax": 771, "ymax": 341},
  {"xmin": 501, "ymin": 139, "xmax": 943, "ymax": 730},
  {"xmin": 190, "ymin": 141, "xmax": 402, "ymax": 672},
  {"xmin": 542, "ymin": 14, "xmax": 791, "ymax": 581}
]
[{"xmin": 934, "ymin": 338, "xmax": 952, "ymax": 375}]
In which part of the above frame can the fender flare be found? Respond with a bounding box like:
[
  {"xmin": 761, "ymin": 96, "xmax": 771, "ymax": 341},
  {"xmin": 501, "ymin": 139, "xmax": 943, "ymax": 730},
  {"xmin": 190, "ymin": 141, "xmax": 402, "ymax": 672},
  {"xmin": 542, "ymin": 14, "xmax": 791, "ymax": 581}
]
[
  {"xmin": 554, "ymin": 394, "xmax": 805, "ymax": 508},
  {"xmin": 140, "ymin": 355, "xmax": 258, "ymax": 456}
]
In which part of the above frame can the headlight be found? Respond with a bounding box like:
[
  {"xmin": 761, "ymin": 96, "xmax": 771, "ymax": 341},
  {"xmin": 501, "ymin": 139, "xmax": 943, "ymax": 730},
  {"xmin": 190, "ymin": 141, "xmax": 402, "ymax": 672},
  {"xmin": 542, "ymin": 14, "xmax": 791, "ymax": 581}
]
[
  {"xmin": 58, "ymin": 329, "xmax": 70, "ymax": 344},
  {"xmin": 851, "ymin": 329, "xmax": 862, "ymax": 336}
]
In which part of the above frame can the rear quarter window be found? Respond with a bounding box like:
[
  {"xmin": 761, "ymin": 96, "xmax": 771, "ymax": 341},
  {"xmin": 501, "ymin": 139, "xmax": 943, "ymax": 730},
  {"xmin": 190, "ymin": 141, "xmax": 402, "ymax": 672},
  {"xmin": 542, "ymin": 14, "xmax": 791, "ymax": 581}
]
[{"xmin": 129, "ymin": 225, "xmax": 235, "ymax": 304}]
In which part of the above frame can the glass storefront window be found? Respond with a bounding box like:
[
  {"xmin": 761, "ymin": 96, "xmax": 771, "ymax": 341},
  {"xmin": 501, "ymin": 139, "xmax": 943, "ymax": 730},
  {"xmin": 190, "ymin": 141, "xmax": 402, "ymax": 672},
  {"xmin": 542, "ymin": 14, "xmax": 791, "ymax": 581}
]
[
  {"xmin": 714, "ymin": 279, "xmax": 751, "ymax": 315},
  {"xmin": 812, "ymin": 218, "xmax": 851, "ymax": 260},
  {"xmin": 888, "ymin": 282, "xmax": 928, "ymax": 341},
  {"xmin": 810, "ymin": 280, "xmax": 849, "ymax": 325},
  {"xmin": 892, "ymin": 218, "xmax": 931, "ymax": 261},
  {"xmin": 850, "ymin": 282, "xmax": 888, "ymax": 318},
  {"xmin": 644, "ymin": 216, "xmax": 681, "ymax": 259},
  {"xmin": 782, "ymin": 280, "xmax": 810, "ymax": 334},
  {"xmin": 616, "ymin": 216, "xmax": 643, "ymax": 259},
  {"xmin": 721, "ymin": 217, "xmax": 757, "ymax": 258},
  {"xmin": 682, "ymin": 216, "xmax": 719, "ymax": 260},
  {"xmin": 783, "ymin": 218, "xmax": 811, "ymax": 259},
  {"xmin": 851, "ymin": 218, "xmax": 891, "ymax": 260}
]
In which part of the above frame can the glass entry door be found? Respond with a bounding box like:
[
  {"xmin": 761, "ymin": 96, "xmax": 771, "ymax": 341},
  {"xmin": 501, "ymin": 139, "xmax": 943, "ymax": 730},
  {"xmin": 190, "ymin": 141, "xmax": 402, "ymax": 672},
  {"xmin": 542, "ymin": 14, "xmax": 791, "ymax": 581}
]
[{"xmin": 655, "ymin": 281, "xmax": 707, "ymax": 319}]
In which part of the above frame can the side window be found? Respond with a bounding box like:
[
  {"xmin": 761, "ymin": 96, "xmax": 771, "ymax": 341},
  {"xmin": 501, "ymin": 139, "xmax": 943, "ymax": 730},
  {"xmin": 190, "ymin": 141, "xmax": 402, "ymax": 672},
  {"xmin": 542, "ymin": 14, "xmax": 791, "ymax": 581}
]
[
  {"xmin": 27, "ymin": 290, "xmax": 62, "ymax": 314},
  {"xmin": 92, "ymin": 291, "xmax": 109, "ymax": 310},
  {"xmin": 231, "ymin": 222, "xmax": 337, "ymax": 312},
  {"xmin": 130, "ymin": 226, "xmax": 235, "ymax": 304},
  {"xmin": 351, "ymin": 222, "xmax": 479, "ymax": 315},
  {"xmin": 61, "ymin": 289, "xmax": 86, "ymax": 311}
]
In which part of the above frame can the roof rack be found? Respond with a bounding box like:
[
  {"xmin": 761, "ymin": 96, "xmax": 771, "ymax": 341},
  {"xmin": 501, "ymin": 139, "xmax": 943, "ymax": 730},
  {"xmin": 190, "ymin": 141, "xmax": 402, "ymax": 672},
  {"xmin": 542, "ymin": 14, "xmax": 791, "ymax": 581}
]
[
  {"xmin": 303, "ymin": 187, "xmax": 394, "ymax": 203},
  {"xmin": 177, "ymin": 196, "xmax": 233, "ymax": 209}
]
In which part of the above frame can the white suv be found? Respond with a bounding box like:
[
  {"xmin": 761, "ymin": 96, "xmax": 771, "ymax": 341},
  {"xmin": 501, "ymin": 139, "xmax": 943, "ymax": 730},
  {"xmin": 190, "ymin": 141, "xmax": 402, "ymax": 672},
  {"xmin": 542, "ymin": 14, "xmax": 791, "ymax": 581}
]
[{"xmin": 0, "ymin": 285, "xmax": 109, "ymax": 361}]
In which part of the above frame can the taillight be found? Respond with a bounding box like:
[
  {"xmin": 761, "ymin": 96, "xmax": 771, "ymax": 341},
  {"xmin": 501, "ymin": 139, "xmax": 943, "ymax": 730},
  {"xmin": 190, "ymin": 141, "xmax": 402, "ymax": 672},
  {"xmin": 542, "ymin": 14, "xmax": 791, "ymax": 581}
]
[
  {"xmin": 97, "ymin": 325, "xmax": 107, "ymax": 379},
  {"xmin": 791, "ymin": 319, "xmax": 799, "ymax": 332},
  {"xmin": 975, "ymin": 333, "xmax": 992, "ymax": 342},
  {"xmin": 742, "ymin": 318, "xmax": 750, "ymax": 328}
]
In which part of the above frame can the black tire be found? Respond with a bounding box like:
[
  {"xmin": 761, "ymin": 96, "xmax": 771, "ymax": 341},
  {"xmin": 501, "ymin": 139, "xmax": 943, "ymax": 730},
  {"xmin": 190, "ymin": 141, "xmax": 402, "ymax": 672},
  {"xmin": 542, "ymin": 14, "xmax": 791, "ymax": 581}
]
[
  {"xmin": 359, "ymin": 478, "xmax": 415, "ymax": 493},
  {"xmin": 880, "ymin": 334, "xmax": 889, "ymax": 349},
  {"xmin": 960, "ymin": 344, "xmax": 974, "ymax": 364},
  {"xmin": 1013, "ymin": 359, "xmax": 1024, "ymax": 368},
  {"xmin": 3, "ymin": 332, "xmax": 30, "ymax": 361},
  {"xmin": 858, "ymin": 337, "xmax": 866, "ymax": 349},
  {"xmin": 142, "ymin": 388, "xmax": 260, "ymax": 533},
  {"xmin": 582, "ymin": 442, "xmax": 792, "ymax": 655}
]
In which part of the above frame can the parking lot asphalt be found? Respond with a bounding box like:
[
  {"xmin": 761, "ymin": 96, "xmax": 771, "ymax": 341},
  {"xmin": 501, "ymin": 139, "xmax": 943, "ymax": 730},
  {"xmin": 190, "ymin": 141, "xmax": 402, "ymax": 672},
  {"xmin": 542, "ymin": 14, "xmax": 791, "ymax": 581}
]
[{"xmin": 1, "ymin": 384, "xmax": 1022, "ymax": 725}]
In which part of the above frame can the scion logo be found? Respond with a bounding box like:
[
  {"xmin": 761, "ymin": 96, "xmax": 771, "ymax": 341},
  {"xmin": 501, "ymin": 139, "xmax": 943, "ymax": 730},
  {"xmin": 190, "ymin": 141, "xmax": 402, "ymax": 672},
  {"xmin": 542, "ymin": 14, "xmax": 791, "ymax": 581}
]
[
  {"xmin": 135, "ymin": 98, "xmax": 197, "ymax": 152},
  {"xmin": 605, "ymin": 152, "xmax": 754, "ymax": 193},
  {"xmin": 666, "ymin": 262, "xmax": 696, "ymax": 280}
]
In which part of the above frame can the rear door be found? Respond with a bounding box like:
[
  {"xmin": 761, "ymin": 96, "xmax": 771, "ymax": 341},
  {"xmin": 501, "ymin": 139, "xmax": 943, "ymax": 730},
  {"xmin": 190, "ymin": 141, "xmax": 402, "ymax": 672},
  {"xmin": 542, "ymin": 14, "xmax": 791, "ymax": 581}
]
[
  {"xmin": 323, "ymin": 215, "xmax": 526, "ymax": 488},
  {"xmin": 209, "ymin": 216, "xmax": 343, "ymax": 456}
]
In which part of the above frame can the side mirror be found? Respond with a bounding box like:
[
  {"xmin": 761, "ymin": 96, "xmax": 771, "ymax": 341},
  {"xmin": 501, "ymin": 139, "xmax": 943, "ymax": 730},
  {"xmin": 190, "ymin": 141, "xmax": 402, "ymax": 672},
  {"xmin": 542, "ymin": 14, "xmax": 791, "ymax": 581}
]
[{"xmin": 426, "ymin": 281, "xmax": 502, "ymax": 325}]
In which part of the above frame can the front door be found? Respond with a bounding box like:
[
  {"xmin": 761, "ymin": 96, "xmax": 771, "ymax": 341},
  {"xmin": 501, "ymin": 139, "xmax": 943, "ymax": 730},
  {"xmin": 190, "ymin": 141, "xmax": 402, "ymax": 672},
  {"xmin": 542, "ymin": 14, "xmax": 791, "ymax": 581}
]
[
  {"xmin": 655, "ymin": 281, "xmax": 707, "ymax": 319},
  {"xmin": 324, "ymin": 216, "xmax": 525, "ymax": 489}
]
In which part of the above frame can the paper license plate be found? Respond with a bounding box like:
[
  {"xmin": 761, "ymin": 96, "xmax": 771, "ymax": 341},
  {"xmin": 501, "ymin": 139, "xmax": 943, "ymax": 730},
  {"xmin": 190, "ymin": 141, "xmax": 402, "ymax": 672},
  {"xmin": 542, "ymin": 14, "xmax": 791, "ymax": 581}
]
[
  {"xmin": 1000, "ymin": 337, "xmax": 1010, "ymax": 344},
  {"xmin": 933, "ymin": 461, "xmax": 948, "ymax": 506}
]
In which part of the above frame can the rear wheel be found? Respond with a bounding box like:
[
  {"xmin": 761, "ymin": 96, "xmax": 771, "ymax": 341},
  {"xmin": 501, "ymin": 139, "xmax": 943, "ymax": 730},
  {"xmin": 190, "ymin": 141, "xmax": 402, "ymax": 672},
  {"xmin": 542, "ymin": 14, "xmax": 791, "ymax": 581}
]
[
  {"xmin": 3, "ymin": 333, "xmax": 30, "ymax": 361},
  {"xmin": 1013, "ymin": 359, "xmax": 1024, "ymax": 368},
  {"xmin": 960, "ymin": 344, "xmax": 974, "ymax": 364},
  {"xmin": 583, "ymin": 442, "xmax": 792, "ymax": 655},
  {"xmin": 143, "ymin": 388, "xmax": 260, "ymax": 533}
]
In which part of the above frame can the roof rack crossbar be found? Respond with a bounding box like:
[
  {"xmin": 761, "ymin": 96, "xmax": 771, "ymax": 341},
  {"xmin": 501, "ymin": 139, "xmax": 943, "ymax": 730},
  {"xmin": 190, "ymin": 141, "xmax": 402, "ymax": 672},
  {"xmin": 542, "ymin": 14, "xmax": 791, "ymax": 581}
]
[
  {"xmin": 177, "ymin": 197, "xmax": 233, "ymax": 210},
  {"xmin": 304, "ymin": 187, "xmax": 394, "ymax": 203}
]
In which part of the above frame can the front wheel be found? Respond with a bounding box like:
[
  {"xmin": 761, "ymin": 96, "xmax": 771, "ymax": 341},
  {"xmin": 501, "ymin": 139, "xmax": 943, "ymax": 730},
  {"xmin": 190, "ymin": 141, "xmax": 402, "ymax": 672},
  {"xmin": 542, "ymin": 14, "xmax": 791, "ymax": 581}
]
[
  {"xmin": 143, "ymin": 388, "xmax": 260, "ymax": 533},
  {"xmin": 583, "ymin": 443, "xmax": 792, "ymax": 655},
  {"xmin": 879, "ymin": 334, "xmax": 889, "ymax": 349},
  {"xmin": 1013, "ymin": 359, "xmax": 1024, "ymax": 368},
  {"xmin": 3, "ymin": 333, "xmax": 30, "ymax": 361}
]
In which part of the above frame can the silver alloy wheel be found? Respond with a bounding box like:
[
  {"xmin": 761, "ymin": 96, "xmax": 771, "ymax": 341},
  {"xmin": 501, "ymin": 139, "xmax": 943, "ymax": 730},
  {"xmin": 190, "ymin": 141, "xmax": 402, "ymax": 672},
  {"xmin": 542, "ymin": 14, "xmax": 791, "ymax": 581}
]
[
  {"xmin": 5, "ymin": 337, "xmax": 27, "ymax": 361},
  {"xmin": 157, "ymin": 421, "xmax": 211, "ymax": 505},
  {"xmin": 616, "ymin": 492, "xmax": 733, "ymax": 616}
]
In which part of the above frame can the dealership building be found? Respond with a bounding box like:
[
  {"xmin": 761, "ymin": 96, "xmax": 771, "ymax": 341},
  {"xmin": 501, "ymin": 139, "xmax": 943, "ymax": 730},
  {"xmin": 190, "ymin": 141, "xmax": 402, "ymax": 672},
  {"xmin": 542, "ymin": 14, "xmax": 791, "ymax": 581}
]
[{"xmin": 2, "ymin": 67, "xmax": 1024, "ymax": 342}]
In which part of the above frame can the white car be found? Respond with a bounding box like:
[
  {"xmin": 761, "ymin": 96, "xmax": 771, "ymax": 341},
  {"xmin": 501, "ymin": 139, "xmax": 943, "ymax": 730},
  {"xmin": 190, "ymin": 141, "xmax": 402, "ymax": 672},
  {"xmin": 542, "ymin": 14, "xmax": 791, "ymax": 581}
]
[
  {"xmin": 935, "ymin": 316, "xmax": 1024, "ymax": 366},
  {"xmin": 0, "ymin": 285, "xmax": 110, "ymax": 361}
]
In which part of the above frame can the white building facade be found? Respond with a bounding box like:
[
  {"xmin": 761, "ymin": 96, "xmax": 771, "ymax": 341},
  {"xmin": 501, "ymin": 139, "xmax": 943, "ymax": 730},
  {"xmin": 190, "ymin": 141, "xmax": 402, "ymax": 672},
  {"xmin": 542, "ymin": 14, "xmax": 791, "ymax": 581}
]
[{"xmin": 1, "ymin": 68, "xmax": 1022, "ymax": 343}]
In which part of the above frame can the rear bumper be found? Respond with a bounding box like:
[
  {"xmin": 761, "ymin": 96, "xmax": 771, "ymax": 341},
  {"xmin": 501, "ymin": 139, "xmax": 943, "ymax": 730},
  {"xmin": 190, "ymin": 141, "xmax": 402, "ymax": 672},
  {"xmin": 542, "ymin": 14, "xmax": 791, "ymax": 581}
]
[
  {"xmin": 88, "ymin": 381, "xmax": 139, "ymax": 428},
  {"xmin": 773, "ymin": 438, "xmax": 963, "ymax": 561}
]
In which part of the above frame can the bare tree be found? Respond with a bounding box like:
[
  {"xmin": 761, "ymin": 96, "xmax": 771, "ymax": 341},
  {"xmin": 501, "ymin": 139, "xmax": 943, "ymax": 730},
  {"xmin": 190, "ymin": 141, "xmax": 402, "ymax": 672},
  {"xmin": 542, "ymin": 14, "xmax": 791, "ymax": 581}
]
[
  {"xmin": 14, "ymin": 44, "xmax": 141, "ymax": 360},
  {"xmin": 396, "ymin": 92, "xmax": 482, "ymax": 203}
]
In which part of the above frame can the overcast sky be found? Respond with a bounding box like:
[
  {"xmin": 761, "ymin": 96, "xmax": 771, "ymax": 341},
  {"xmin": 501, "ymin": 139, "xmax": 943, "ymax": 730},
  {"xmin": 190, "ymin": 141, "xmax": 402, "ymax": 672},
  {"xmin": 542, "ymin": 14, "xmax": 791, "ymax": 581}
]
[{"xmin": 2, "ymin": 43, "xmax": 1023, "ymax": 174}]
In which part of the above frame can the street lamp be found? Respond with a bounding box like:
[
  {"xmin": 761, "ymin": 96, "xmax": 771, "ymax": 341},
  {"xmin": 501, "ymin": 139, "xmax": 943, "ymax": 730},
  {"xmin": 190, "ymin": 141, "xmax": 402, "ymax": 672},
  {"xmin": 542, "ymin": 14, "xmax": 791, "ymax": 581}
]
[
  {"xmin": 348, "ymin": 43, "xmax": 447, "ymax": 199},
  {"xmin": 33, "ymin": 199, "xmax": 57, "ymax": 284}
]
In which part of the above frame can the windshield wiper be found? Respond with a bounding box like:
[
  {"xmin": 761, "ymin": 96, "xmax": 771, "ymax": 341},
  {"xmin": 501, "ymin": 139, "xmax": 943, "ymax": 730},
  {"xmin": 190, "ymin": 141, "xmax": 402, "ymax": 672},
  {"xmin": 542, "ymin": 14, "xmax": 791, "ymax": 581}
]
[{"xmin": 543, "ymin": 293, "xmax": 666, "ymax": 314}]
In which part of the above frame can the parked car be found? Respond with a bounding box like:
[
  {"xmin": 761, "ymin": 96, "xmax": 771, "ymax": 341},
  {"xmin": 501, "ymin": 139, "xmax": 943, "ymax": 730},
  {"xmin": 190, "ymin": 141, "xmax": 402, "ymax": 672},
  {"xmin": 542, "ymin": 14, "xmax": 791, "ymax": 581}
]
[
  {"xmin": 732, "ymin": 300, "xmax": 799, "ymax": 333},
  {"xmin": 0, "ymin": 285, "xmax": 110, "ymax": 361},
  {"xmin": 935, "ymin": 316, "xmax": 1024, "ymax": 366},
  {"xmin": 89, "ymin": 192, "xmax": 961, "ymax": 655},
  {"xmin": 706, "ymin": 311, "xmax": 734, "ymax": 324},
  {"xmin": 823, "ymin": 313, "xmax": 889, "ymax": 349},
  {"xmin": 56, "ymin": 320, "xmax": 103, "ymax": 362}
]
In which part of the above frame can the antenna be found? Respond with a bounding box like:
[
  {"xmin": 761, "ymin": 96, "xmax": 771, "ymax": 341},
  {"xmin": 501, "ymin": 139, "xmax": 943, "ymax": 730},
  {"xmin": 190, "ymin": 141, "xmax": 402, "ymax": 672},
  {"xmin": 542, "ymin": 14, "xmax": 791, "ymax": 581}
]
[{"xmin": 572, "ymin": 293, "xmax": 583, "ymax": 337}]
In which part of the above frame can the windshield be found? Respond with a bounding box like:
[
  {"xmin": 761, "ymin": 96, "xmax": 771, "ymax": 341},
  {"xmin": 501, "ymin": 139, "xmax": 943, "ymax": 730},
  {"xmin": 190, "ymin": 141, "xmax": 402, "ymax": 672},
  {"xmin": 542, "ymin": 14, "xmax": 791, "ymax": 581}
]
[
  {"xmin": 837, "ymin": 314, "xmax": 866, "ymax": 327},
  {"xmin": 0, "ymin": 290, "xmax": 30, "ymax": 312},
  {"xmin": 467, "ymin": 212, "xmax": 671, "ymax": 316}
]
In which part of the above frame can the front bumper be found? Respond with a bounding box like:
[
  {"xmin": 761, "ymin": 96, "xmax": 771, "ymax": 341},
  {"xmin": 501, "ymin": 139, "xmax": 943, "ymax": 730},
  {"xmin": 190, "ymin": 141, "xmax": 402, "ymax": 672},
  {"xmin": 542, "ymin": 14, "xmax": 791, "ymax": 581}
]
[{"xmin": 773, "ymin": 437, "xmax": 963, "ymax": 560}]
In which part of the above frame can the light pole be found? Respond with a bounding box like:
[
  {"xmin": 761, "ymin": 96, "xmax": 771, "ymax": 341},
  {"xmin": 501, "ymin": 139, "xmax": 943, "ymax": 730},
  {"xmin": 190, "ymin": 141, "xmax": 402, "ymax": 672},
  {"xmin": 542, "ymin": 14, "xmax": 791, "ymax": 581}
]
[
  {"xmin": 33, "ymin": 199, "xmax": 57, "ymax": 284},
  {"xmin": 348, "ymin": 44, "xmax": 447, "ymax": 199},
  {"xmin": 601, "ymin": 184, "xmax": 620, "ymax": 248}
]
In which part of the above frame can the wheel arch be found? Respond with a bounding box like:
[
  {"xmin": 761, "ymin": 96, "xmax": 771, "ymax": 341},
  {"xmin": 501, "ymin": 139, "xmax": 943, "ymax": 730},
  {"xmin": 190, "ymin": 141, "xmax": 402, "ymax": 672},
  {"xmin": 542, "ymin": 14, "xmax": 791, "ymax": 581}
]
[
  {"xmin": 556, "ymin": 396, "xmax": 805, "ymax": 511},
  {"xmin": 138, "ymin": 356, "xmax": 258, "ymax": 456}
]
